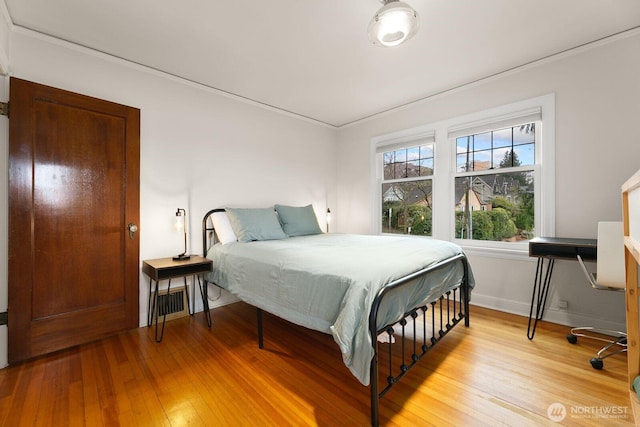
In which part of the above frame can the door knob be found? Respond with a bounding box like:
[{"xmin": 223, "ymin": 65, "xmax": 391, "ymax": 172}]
[{"xmin": 128, "ymin": 223, "xmax": 138, "ymax": 239}]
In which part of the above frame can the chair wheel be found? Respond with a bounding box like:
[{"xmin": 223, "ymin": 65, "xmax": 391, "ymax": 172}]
[
  {"xmin": 590, "ymin": 358, "xmax": 604, "ymax": 370},
  {"xmin": 566, "ymin": 334, "xmax": 578, "ymax": 344}
]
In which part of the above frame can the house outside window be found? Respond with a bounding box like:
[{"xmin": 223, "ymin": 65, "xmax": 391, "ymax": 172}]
[
  {"xmin": 381, "ymin": 142, "xmax": 434, "ymax": 235},
  {"xmin": 454, "ymin": 123, "xmax": 536, "ymax": 242},
  {"xmin": 371, "ymin": 94, "xmax": 555, "ymax": 255}
]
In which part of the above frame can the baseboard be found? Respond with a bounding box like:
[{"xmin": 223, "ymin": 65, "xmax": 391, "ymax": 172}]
[
  {"xmin": 205, "ymin": 290, "xmax": 239, "ymax": 309},
  {"xmin": 470, "ymin": 293, "xmax": 626, "ymax": 332},
  {"xmin": 139, "ymin": 288, "xmax": 626, "ymax": 333}
]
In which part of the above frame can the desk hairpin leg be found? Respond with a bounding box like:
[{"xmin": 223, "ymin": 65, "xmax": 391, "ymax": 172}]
[
  {"xmin": 198, "ymin": 276, "xmax": 212, "ymax": 328},
  {"xmin": 147, "ymin": 276, "xmax": 195, "ymax": 342},
  {"xmin": 153, "ymin": 279, "xmax": 172, "ymax": 342},
  {"xmin": 527, "ymin": 257, "xmax": 555, "ymax": 340},
  {"xmin": 185, "ymin": 276, "xmax": 192, "ymax": 316},
  {"xmin": 147, "ymin": 277, "xmax": 154, "ymax": 327}
]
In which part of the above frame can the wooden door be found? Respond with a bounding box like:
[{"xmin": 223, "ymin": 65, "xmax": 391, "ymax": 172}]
[{"xmin": 8, "ymin": 77, "xmax": 140, "ymax": 363}]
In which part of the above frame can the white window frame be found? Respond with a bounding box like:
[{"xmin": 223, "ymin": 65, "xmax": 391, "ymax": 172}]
[
  {"xmin": 370, "ymin": 94, "xmax": 555, "ymax": 258},
  {"xmin": 371, "ymin": 129, "xmax": 437, "ymax": 237}
]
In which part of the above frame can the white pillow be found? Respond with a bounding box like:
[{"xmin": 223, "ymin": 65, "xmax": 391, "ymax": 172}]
[{"xmin": 211, "ymin": 211, "xmax": 237, "ymax": 244}]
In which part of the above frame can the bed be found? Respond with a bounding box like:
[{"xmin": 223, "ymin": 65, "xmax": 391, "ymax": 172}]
[{"xmin": 199, "ymin": 206, "xmax": 474, "ymax": 426}]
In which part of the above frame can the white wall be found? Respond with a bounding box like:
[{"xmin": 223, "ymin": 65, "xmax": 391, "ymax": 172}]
[
  {"xmin": 335, "ymin": 30, "xmax": 640, "ymax": 331},
  {"xmin": 3, "ymin": 28, "xmax": 337, "ymax": 342}
]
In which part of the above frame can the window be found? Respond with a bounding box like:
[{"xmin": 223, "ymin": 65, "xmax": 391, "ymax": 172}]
[
  {"xmin": 371, "ymin": 94, "xmax": 555, "ymax": 255},
  {"xmin": 454, "ymin": 123, "xmax": 536, "ymax": 242},
  {"xmin": 381, "ymin": 142, "xmax": 434, "ymax": 235}
]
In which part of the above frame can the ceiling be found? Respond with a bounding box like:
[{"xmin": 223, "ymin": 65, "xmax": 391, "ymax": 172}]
[{"xmin": 4, "ymin": 0, "xmax": 640, "ymax": 127}]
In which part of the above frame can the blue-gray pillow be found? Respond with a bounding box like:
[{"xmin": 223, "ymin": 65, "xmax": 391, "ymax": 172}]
[
  {"xmin": 225, "ymin": 207, "xmax": 287, "ymax": 243},
  {"xmin": 274, "ymin": 204, "xmax": 323, "ymax": 237}
]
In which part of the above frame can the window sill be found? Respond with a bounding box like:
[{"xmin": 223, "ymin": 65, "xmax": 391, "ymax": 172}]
[
  {"xmin": 380, "ymin": 233, "xmax": 535, "ymax": 262},
  {"xmin": 458, "ymin": 243, "xmax": 533, "ymax": 262}
]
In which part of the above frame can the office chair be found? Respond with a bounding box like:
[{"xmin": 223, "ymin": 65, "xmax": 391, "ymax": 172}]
[{"xmin": 567, "ymin": 221, "xmax": 626, "ymax": 369}]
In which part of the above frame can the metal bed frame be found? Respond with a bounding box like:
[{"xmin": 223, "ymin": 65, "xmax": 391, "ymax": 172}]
[{"xmin": 200, "ymin": 208, "xmax": 471, "ymax": 426}]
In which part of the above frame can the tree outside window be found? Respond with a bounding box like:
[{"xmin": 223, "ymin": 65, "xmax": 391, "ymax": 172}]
[
  {"xmin": 381, "ymin": 144, "xmax": 433, "ymax": 235},
  {"xmin": 455, "ymin": 124, "xmax": 536, "ymax": 242}
]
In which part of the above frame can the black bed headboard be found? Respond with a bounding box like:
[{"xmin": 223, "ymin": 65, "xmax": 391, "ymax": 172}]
[{"xmin": 202, "ymin": 208, "xmax": 226, "ymax": 257}]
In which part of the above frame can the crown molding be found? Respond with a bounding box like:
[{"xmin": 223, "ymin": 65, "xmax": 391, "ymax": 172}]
[
  {"xmin": 10, "ymin": 24, "xmax": 338, "ymax": 129},
  {"xmin": 340, "ymin": 26, "xmax": 640, "ymax": 129}
]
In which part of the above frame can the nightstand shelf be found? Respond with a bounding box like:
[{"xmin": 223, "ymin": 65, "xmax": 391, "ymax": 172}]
[{"xmin": 142, "ymin": 256, "xmax": 213, "ymax": 342}]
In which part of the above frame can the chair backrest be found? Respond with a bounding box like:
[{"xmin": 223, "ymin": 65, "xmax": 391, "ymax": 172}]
[{"xmin": 596, "ymin": 221, "xmax": 625, "ymax": 289}]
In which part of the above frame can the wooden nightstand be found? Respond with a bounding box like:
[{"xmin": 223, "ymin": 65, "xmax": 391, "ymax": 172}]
[{"xmin": 142, "ymin": 256, "xmax": 213, "ymax": 342}]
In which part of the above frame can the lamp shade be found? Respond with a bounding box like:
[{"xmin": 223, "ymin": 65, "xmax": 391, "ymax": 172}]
[
  {"xmin": 174, "ymin": 213, "xmax": 185, "ymax": 232},
  {"xmin": 368, "ymin": 1, "xmax": 419, "ymax": 47}
]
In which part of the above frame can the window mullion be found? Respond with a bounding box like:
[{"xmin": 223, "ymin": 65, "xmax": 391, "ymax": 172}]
[
  {"xmin": 382, "ymin": 176, "xmax": 432, "ymax": 185},
  {"xmin": 490, "ymin": 130, "xmax": 494, "ymax": 169},
  {"xmin": 454, "ymin": 165, "xmax": 535, "ymax": 178}
]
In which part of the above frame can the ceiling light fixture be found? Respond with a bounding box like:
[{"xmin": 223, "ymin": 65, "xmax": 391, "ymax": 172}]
[{"xmin": 368, "ymin": 0, "xmax": 420, "ymax": 47}]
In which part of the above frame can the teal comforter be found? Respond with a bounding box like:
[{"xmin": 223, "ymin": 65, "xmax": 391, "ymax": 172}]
[{"xmin": 207, "ymin": 233, "xmax": 473, "ymax": 385}]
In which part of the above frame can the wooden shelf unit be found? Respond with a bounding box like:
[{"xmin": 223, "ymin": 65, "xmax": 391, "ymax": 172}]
[{"xmin": 623, "ymin": 168, "xmax": 640, "ymax": 425}]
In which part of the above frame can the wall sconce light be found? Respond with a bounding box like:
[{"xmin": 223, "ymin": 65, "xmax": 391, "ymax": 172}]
[
  {"xmin": 173, "ymin": 208, "xmax": 190, "ymax": 261},
  {"xmin": 326, "ymin": 208, "xmax": 332, "ymax": 233}
]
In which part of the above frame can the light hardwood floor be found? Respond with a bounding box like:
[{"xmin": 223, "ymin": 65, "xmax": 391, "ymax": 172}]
[{"xmin": 0, "ymin": 302, "xmax": 633, "ymax": 426}]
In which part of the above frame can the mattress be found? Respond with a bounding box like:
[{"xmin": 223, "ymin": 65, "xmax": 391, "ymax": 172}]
[{"xmin": 206, "ymin": 233, "xmax": 473, "ymax": 385}]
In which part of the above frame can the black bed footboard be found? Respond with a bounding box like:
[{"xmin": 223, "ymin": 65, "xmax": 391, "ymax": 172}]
[
  {"xmin": 368, "ymin": 254, "xmax": 470, "ymax": 427},
  {"xmin": 201, "ymin": 208, "xmax": 471, "ymax": 427}
]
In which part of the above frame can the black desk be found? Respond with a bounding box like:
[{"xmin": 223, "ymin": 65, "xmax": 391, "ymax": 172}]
[{"xmin": 527, "ymin": 237, "xmax": 597, "ymax": 339}]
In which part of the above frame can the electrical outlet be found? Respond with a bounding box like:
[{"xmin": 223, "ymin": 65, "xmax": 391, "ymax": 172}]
[{"xmin": 558, "ymin": 300, "xmax": 568, "ymax": 310}]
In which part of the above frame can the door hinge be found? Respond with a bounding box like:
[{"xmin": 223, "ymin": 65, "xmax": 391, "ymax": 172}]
[
  {"xmin": 0, "ymin": 101, "xmax": 8, "ymax": 117},
  {"xmin": 0, "ymin": 312, "xmax": 6, "ymax": 326}
]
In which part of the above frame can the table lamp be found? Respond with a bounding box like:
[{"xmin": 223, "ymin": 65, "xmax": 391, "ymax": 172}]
[{"xmin": 173, "ymin": 208, "xmax": 190, "ymax": 260}]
